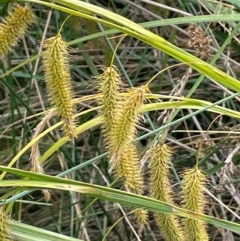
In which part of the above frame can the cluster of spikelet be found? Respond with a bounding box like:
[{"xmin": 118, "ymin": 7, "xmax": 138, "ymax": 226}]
[
  {"xmin": 42, "ymin": 34, "xmax": 77, "ymax": 141},
  {"xmin": 0, "ymin": 4, "xmax": 36, "ymax": 240},
  {"xmin": 2, "ymin": 3, "xmax": 210, "ymax": 240},
  {"xmin": 0, "ymin": 208, "xmax": 13, "ymax": 241},
  {"xmin": 97, "ymin": 65, "xmax": 210, "ymax": 235},
  {"xmin": 148, "ymin": 142, "xmax": 209, "ymax": 241},
  {"xmin": 149, "ymin": 143, "xmax": 185, "ymax": 241},
  {"xmin": 0, "ymin": 3, "xmax": 77, "ymax": 142},
  {"xmin": 181, "ymin": 168, "xmax": 209, "ymax": 241},
  {"xmin": 0, "ymin": 4, "xmax": 35, "ymax": 57},
  {"xmin": 97, "ymin": 66, "xmax": 147, "ymax": 225}
]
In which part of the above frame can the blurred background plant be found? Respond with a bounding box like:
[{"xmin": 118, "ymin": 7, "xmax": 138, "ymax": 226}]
[{"xmin": 1, "ymin": 0, "xmax": 240, "ymax": 240}]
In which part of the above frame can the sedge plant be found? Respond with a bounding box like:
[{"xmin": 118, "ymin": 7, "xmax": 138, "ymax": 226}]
[{"xmin": 1, "ymin": 1, "xmax": 240, "ymax": 241}]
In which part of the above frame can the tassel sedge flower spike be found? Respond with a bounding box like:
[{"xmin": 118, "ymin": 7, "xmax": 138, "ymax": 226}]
[
  {"xmin": 116, "ymin": 143, "xmax": 144, "ymax": 194},
  {"xmin": 97, "ymin": 72, "xmax": 147, "ymax": 224},
  {"xmin": 109, "ymin": 85, "xmax": 146, "ymax": 171},
  {"xmin": 0, "ymin": 208, "xmax": 13, "ymax": 241},
  {"xmin": 42, "ymin": 34, "xmax": 77, "ymax": 140},
  {"xmin": 149, "ymin": 143, "xmax": 185, "ymax": 241},
  {"xmin": 181, "ymin": 168, "xmax": 208, "ymax": 241},
  {"xmin": 0, "ymin": 4, "xmax": 35, "ymax": 56},
  {"xmin": 115, "ymin": 143, "xmax": 147, "ymax": 225},
  {"xmin": 96, "ymin": 66, "xmax": 123, "ymax": 145}
]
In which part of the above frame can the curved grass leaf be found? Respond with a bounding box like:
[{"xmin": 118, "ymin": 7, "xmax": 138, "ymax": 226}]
[
  {"xmin": 0, "ymin": 165, "xmax": 240, "ymax": 234},
  {"xmin": 9, "ymin": 220, "xmax": 84, "ymax": 241},
  {"xmin": 17, "ymin": 0, "xmax": 240, "ymax": 94}
]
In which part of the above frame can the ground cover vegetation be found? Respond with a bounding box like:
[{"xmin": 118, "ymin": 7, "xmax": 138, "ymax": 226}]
[{"xmin": 1, "ymin": 0, "xmax": 240, "ymax": 240}]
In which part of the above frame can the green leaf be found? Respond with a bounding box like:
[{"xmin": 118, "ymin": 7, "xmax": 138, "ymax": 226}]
[
  {"xmin": 9, "ymin": 220, "xmax": 84, "ymax": 241},
  {"xmin": 1, "ymin": 165, "xmax": 240, "ymax": 234}
]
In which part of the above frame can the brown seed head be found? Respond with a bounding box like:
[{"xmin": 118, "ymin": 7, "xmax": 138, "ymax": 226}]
[{"xmin": 187, "ymin": 23, "xmax": 212, "ymax": 59}]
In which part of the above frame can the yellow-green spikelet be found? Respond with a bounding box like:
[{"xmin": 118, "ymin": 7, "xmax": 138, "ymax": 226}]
[
  {"xmin": 109, "ymin": 86, "xmax": 146, "ymax": 168},
  {"xmin": 0, "ymin": 208, "xmax": 13, "ymax": 241},
  {"xmin": 181, "ymin": 168, "xmax": 208, "ymax": 241},
  {"xmin": 116, "ymin": 143, "xmax": 144, "ymax": 194},
  {"xmin": 116, "ymin": 143, "xmax": 147, "ymax": 225},
  {"xmin": 0, "ymin": 4, "xmax": 35, "ymax": 56},
  {"xmin": 96, "ymin": 66, "xmax": 122, "ymax": 144},
  {"xmin": 149, "ymin": 143, "xmax": 185, "ymax": 241},
  {"xmin": 42, "ymin": 34, "xmax": 77, "ymax": 140}
]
